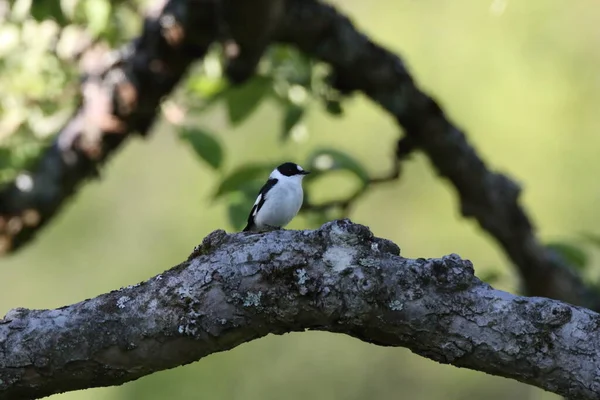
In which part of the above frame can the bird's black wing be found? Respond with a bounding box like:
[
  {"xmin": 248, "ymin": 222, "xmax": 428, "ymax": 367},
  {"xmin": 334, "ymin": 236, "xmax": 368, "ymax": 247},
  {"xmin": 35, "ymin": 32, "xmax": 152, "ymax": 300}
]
[{"xmin": 243, "ymin": 178, "xmax": 278, "ymax": 231}]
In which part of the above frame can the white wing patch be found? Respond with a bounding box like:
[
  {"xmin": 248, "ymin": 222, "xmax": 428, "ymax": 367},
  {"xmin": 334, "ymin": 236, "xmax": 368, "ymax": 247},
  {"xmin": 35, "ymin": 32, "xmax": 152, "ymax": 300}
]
[{"xmin": 252, "ymin": 194, "xmax": 262, "ymax": 216}]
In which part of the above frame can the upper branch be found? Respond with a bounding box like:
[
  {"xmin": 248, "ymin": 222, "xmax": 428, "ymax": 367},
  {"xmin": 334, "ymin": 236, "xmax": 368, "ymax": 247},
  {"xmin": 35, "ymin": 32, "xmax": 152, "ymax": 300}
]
[
  {"xmin": 273, "ymin": 0, "xmax": 600, "ymax": 310},
  {"xmin": 0, "ymin": 0, "xmax": 217, "ymax": 254},
  {"xmin": 1, "ymin": 220, "xmax": 599, "ymax": 400}
]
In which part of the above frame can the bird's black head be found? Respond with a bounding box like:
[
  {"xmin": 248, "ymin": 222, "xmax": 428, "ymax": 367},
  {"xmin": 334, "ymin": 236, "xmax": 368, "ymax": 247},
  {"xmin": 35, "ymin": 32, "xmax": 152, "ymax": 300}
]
[{"xmin": 277, "ymin": 162, "xmax": 310, "ymax": 177}]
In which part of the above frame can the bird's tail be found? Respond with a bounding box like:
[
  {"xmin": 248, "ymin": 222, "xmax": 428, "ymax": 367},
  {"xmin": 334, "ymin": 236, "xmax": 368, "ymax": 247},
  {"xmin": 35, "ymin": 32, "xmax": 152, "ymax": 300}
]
[{"xmin": 242, "ymin": 222, "xmax": 254, "ymax": 232}]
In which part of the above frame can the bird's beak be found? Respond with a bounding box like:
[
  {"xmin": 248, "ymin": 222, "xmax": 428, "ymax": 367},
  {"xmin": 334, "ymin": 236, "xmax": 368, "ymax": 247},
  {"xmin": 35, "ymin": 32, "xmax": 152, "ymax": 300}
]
[{"xmin": 301, "ymin": 170, "xmax": 311, "ymax": 175}]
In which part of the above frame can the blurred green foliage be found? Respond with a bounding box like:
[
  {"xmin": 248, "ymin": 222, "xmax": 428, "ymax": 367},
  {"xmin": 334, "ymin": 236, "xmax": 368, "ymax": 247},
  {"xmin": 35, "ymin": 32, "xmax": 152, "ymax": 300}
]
[
  {"xmin": 3, "ymin": 0, "xmax": 600, "ymax": 399},
  {"xmin": 545, "ymin": 234, "xmax": 600, "ymax": 293},
  {"xmin": 0, "ymin": 0, "xmax": 142, "ymax": 182}
]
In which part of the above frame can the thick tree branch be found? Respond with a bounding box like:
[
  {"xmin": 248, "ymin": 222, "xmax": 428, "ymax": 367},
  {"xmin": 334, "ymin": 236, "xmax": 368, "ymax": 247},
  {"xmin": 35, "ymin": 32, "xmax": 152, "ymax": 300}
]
[
  {"xmin": 0, "ymin": 0, "xmax": 218, "ymax": 254},
  {"xmin": 221, "ymin": 0, "xmax": 285, "ymax": 83},
  {"xmin": 1, "ymin": 220, "xmax": 599, "ymax": 400},
  {"xmin": 273, "ymin": 0, "xmax": 600, "ymax": 310}
]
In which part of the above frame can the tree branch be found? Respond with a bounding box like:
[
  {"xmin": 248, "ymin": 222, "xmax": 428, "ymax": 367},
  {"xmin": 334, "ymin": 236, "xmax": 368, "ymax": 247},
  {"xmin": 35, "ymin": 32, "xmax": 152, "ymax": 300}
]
[
  {"xmin": 302, "ymin": 151, "xmax": 400, "ymax": 214},
  {"xmin": 273, "ymin": 0, "xmax": 600, "ymax": 310},
  {"xmin": 1, "ymin": 220, "xmax": 599, "ymax": 400},
  {"xmin": 221, "ymin": 0, "xmax": 285, "ymax": 83},
  {"xmin": 0, "ymin": 0, "xmax": 218, "ymax": 254}
]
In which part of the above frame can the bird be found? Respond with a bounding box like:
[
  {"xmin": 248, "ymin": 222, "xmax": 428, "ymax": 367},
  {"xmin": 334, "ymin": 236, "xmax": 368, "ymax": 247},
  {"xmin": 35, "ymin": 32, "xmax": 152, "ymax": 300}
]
[{"xmin": 243, "ymin": 162, "xmax": 310, "ymax": 232}]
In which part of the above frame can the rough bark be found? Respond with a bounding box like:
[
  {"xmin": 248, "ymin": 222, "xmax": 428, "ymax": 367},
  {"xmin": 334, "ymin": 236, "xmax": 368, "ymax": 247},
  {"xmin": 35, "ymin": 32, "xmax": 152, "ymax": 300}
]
[
  {"xmin": 273, "ymin": 0, "xmax": 600, "ymax": 310},
  {"xmin": 1, "ymin": 220, "xmax": 599, "ymax": 400}
]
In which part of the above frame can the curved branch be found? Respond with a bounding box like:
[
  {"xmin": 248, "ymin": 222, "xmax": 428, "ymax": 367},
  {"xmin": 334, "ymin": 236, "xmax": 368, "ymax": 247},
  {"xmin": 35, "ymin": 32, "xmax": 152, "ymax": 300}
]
[
  {"xmin": 1, "ymin": 220, "xmax": 599, "ymax": 400},
  {"xmin": 0, "ymin": 0, "xmax": 217, "ymax": 254},
  {"xmin": 222, "ymin": 0, "xmax": 285, "ymax": 82},
  {"xmin": 302, "ymin": 151, "xmax": 400, "ymax": 214},
  {"xmin": 273, "ymin": 0, "xmax": 600, "ymax": 310}
]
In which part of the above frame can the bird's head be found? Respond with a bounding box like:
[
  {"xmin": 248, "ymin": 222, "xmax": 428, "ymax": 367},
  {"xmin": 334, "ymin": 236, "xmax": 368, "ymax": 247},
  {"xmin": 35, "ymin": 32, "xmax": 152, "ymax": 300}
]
[{"xmin": 271, "ymin": 162, "xmax": 311, "ymax": 181}]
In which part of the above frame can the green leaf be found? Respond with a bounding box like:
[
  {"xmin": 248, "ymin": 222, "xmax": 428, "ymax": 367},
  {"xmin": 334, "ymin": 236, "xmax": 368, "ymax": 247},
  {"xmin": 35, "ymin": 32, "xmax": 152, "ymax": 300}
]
[
  {"xmin": 224, "ymin": 76, "xmax": 272, "ymax": 126},
  {"xmin": 0, "ymin": 148, "xmax": 12, "ymax": 170},
  {"xmin": 546, "ymin": 242, "xmax": 588, "ymax": 271},
  {"xmin": 226, "ymin": 181, "xmax": 268, "ymax": 230},
  {"xmin": 268, "ymin": 45, "xmax": 313, "ymax": 87},
  {"xmin": 227, "ymin": 195, "xmax": 255, "ymax": 231},
  {"xmin": 83, "ymin": 0, "xmax": 111, "ymax": 37},
  {"xmin": 325, "ymin": 99, "xmax": 343, "ymax": 116},
  {"xmin": 188, "ymin": 76, "xmax": 227, "ymax": 99},
  {"xmin": 179, "ymin": 127, "xmax": 224, "ymax": 170},
  {"xmin": 282, "ymin": 104, "xmax": 304, "ymax": 141},
  {"xmin": 30, "ymin": 2, "xmax": 68, "ymax": 25},
  {"xmin": 306, "ymin": 149, "xmax": 370, "ymax": 186},
  {"xmin": 214, "ymin": 163, "xmax": 276, "ymax": 199}
]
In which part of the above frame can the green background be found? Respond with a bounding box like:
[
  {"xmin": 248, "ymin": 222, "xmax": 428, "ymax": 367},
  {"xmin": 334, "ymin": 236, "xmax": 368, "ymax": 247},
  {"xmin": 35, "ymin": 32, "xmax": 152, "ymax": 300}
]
[{"xmin": 3, "ymin": 0, "xmax": 600, "ymax": 398}]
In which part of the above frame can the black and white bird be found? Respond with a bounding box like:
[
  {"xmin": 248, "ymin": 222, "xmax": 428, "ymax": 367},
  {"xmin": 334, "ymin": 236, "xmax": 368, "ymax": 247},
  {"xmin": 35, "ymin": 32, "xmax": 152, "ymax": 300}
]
[{"xmin": 243, "ymin": 162, "xmax": 310, "ymax": 232}]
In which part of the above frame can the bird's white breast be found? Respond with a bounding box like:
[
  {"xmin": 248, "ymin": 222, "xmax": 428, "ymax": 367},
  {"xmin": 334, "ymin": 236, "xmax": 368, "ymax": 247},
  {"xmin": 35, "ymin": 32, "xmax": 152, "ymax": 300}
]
[{"xmin": 255, "ymin": 177, "xmax": 303, "ymax": 228}]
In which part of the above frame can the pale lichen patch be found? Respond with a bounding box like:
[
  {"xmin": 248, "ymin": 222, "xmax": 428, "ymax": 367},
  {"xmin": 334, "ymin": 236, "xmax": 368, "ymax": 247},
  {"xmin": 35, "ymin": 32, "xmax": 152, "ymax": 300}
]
[
  {"xmin": 296, "ymin": 268, "xmax": 309, "ymax": 295},
  {"xmin": 358, "ymin": 257, "xmax": 378, "ymax": 268},
  {"xmin": 243, "ymin": 291, "xmax": 262, "ymax": 307},
  {"xmin": 176, "ymin": 286, "xmax": 194, "ymax": 300},
  {"xmin": 323, "ymin": 245, "xmax": 355, "ymax": 273},
  {"xmin": 147, "ymin": 299, "xmax": 158, "ymax": 313},
  {"xmin": 296, "ymin": 268, "xmax": 308, "ymax": 285},
  {"xmin": 116, "ymin": 296, "xmax": 131, "ymax": 309},
  {"xmin": 178, "ymin": 318, "xmax": 200, "ymax": 336},
  {"xmin": 389, "ymin": 300, "xmax": 404, "ymax": 311}
]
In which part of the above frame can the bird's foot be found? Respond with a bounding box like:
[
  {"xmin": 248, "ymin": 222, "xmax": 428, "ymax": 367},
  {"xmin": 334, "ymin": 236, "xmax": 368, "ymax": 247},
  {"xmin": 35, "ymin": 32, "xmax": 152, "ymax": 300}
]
[
  {"xmin": 243, "ymin": 225, "xmax": 283, "ymax": 234},
  {"xmin": 262, "ymin": 225, "xmax": 282, "ymax": 232}
]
